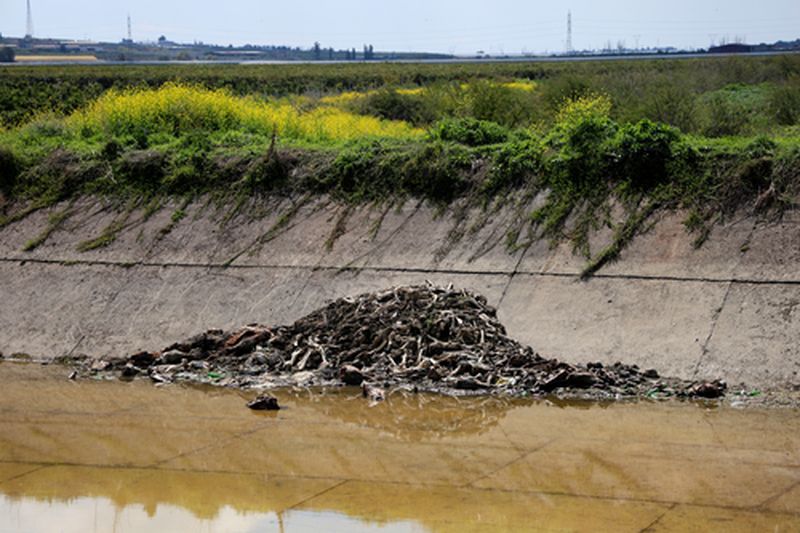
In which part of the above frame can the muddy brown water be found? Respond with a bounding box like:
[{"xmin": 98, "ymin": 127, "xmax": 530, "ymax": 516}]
[{"xmin": 0, "ymin": 362, "xmax": 798, "ymax": 532}]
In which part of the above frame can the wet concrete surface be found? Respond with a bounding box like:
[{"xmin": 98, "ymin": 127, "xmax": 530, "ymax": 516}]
[{"xmin": 0, "ymin": 362, "xmax": 798, "ymax": 532}]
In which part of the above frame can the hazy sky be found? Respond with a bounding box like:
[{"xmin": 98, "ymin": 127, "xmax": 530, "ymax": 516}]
[{"xmin": 2, "ymin": 1, "xmax": 799, "ymax": 54}]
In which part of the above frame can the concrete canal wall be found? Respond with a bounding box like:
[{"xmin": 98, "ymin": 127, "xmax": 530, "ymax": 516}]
[{"xmin": 1, "ymin": 196, "xmax": 798, "ymax": 389}]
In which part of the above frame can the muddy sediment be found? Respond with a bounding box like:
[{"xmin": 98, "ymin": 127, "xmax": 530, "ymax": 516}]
[{"xmin": 75, "ymin": 284, "xmax": 726, "ymax": 400}]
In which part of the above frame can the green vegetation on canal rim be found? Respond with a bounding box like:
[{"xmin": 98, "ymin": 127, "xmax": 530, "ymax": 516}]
[{"xmin": 1, "ymin": 55, "xmax": 799, "ymax": 275}]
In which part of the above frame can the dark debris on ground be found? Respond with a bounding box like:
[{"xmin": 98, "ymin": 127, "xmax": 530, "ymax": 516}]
[{"xmin": 74, "ymin": 284, "xmax": 727, "ymax": 401}]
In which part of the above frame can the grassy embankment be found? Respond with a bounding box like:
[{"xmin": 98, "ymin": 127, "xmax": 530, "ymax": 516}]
[{"xmin": 1, "ymin": 56, "xmax": 799, "ymax": 274}]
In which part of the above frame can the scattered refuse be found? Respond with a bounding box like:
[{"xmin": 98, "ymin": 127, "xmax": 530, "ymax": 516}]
[
  {"xmin": 247, "ymin": 394, "xmax": 281, "ymax": 411},
  {"xmin": 362, "ymin": 383, "xmax": 386, "ymax": 404},
  {"xmin": 689, "ymin": 380, "xmax": 728, "ymax": 399},
  {"xmin": 73, "ymin": 284, "xmax": 727, "ymax": 400}
]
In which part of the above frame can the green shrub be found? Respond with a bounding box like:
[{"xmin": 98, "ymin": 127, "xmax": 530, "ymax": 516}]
[
  {"xmin": 413, "ymin": 82, "xmax": 464, "ymax": 120},
  {"xmin": 317, "ymin": 139, "xmax": 470, "ymax": 203},
  {"xmin": 768, "ymin": 78, "xmax": 800, "ymax": 125},
  {"xmin": 430, "ymin": 117, "xmax": 510, "ymax": 146},
  {"xmin": 100, "ymin": 140, "xmax": 121, "ymax": 160},
  {"xmin": 546, "ymin": 94, "xmax": 618, "ymax": 188},
  {"xmin": 23, "ymin": 116, "xmax": 69, "ymax": 139},
  {"xmin": 466, "ymin": 80, "xmax": 539, "ymax": 127},
  {"xmin": 164, "ymin": 151, "xmax": 212, "ymax": 193},
  {"xmin": 242, "ymin": 150, "xmax": 291, "ymax": 192},
  {"xmin": 163, "ymin": 163, "xmax": 200, "ymax": 193},
  {"xmin": 20, "ymin": 149, "xmax": 100, "ymax": 202},
  {"xmin": 401, "ymin": 141, "xmax": 471, "ymax": 203},
  {"xmin": 745, "ymin": 136, "xmax": 777, "ymax": 158},
  {"xmin": 0, "ymin": 47, "xmax": 14, "ymax": 63},
  {"xmin": 541, "ymin": 75, "xmax": 593, "ymax": 111},
  {"xmin": 612, "ymin": 119, "xmax": 679, "ymax": 190},
  {"xmin": 356, "ymin": 88, "xmax": 436, "ymax": 125},
  {"xmin": 484, "ymin": 138, "xmax": 543, "ymax": 195},
  {"xmin": 736, "ymin": 156, "xmax": 773, "ymax": 192},
  {"xmin": 114, "ymin": 150, "xmax": 167, "ymax": 190},
  {"xmin": 772, "ymin": 145, "xmax": 800, "ymax": 199},
  {"xmin": 321, "ymin": 139, "xmax": 396, "ymax": 200},
  {"xmin": 0, "ymin": 147, "xmax": 18, "ymax": 194},
  {"xmin": 702, "ymin": 93, "xmax": 749, "ymax": 137},
  {"xmin": 641, "ymin": 81, "xmax": 697, "ymax": 132}
]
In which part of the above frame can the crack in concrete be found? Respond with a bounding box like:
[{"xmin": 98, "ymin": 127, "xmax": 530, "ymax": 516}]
[
  {"xmin": 284, "ymin": 207, "xmax": 338, "ymax": 314},
  {"xmin": 1, "ymin": 458, "xmax": 798, "ymax": 517},
  {"xmin": 692, "ymin": 221, "xmax": 759, "ymax": 378},
  {"xmin": 755, "ymin": 479, "xmax": 799, "ymax": 510},
  {"xmin": 0, "ymin": 465, "xmax": 47, "ymax": 485},
  {"xmin": 221, "ymin": 194, "xmax": 317, "ymax": 267},
  {"xmin": 6, "ymin": 256, "xmax": 800, "ymax": 286},
  {"xmin": 286, "ymin": 479, "xmax": 349, "ymax": 510},
  {"xmin": 151, "ymin": 422, "xmax": 280, "ymax": 469},
  {"xmin": 640, "ymin": 502, "xmax": 678, "ymax": 532},
  {"xmin": 497, "ymin": 240, "xmax": 532, "ymax": 309},
  {"xmin": 339, "ymin": 201, "xmax": 423, "ymax": 271},
  {"xmin": 464, "ymin": 437, "xmax": 556, "ymax": 488},
  {"xmin": 693, "ymin": 280, "xmax": 735, "ymax": 379}
]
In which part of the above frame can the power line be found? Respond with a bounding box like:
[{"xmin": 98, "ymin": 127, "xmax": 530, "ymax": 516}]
[
  {"xmin": 25, "ymin": 0, "xmax": 34, "ymax": 38},
  {"xmin": 566, "ymin": 10, "xmax": 573, "ymax": 53}
]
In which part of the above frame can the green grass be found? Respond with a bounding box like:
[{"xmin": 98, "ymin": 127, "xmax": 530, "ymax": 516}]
[
  {"xmin": 22, "ymin": 202, "xmax": 75, "ymax": 251},
  {"xmin": 2, "ymin": 56, "xmax": 799, "ymax": 274},
  {"xmin": 2, "ymin": 55, "xmax": 799, "ymax": 132}
]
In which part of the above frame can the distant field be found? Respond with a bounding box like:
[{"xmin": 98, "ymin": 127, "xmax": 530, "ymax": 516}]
[
  {"xmin": 1, "ymin": 54, "xmax": 799, "ymax": 133},
  {"xmin": 14, "ymin": 55, "xmax": 99, "ymax": 63}
]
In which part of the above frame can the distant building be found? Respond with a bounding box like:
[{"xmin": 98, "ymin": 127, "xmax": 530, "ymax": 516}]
[{"xmin": 709, "ymin": 43, "xmax": 754, "ymax": 54}]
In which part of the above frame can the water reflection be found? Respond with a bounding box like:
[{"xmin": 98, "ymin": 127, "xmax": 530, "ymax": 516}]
[
  {"xmin": 0, "ymin": 363, "xmax": 797, "ymax": 532},
  {"xmin": 0, "ymin": 495, "xmax": 423, "ymax": 533},
  {"xmin": 292, "ymin": 388, "xmax": 527, "ymax": 440}
]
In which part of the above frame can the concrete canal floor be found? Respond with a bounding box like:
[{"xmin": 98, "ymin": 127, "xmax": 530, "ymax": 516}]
[{"xmin": 0, "ymin": 362, "xmax": 798, "ymax": 532}]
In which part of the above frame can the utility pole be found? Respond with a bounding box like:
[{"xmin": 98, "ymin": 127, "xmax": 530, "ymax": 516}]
[
  {"xmin": 25, "ymin": 0, "xmax": 34, "ymax": 39},
  {"xmin": 566, "ymin": 10, "xmax": 573, "ymax": 54}
]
